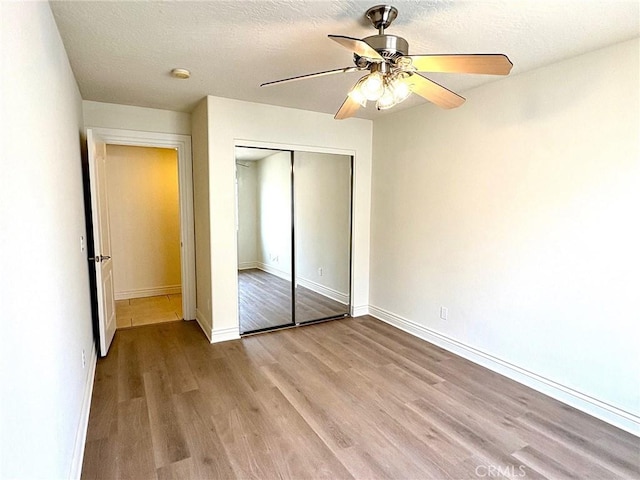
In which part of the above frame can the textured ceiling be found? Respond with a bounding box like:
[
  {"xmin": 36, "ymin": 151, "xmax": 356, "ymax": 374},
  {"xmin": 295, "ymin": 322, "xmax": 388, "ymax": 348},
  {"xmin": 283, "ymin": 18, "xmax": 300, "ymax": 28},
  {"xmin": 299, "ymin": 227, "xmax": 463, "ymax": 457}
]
[{"xmin": 50, "ymin": 1, "xmax": 639, "ymax": 120}]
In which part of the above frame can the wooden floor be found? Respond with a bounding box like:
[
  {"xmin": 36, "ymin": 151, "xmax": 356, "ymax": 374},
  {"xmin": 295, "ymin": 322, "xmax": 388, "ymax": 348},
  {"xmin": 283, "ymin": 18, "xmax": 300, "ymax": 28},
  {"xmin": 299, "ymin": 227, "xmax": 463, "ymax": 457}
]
[
  {"xmin": 116, "ymin": 294, "xmax": 183, "ymax": 329},
  {"xmin": 238, "ymin": 269, "xmax": 348, "ymax": 332},
  {"xmin": 82, "ymin": 317, "xmax": 639, "ymax": 480}
]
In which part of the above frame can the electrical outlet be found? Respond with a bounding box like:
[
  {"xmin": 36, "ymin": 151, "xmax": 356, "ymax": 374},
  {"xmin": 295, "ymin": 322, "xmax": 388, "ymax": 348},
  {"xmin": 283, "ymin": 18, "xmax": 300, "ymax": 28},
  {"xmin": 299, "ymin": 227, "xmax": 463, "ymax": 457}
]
[
  {"xmin": 80, "ymin": 235, "xmax": 85, "ymax": 252},
  {"xmin": 82, "ymin": 349, "xmax": 86, "ymax": 368},
  {"xmin": 318, "ymin": 267, "xmax": 323, "ymax": 276},
  {"xmin": 440, "ymin": 306, "xmax": 448, "ymax": 320}
]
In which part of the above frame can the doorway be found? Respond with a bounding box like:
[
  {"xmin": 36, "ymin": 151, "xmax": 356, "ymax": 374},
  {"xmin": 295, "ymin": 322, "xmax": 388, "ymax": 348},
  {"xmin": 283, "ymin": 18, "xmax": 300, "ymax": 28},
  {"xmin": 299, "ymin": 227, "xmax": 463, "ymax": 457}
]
[
  {"xmin": 235, "ymin": 146, "xmax": 353, "ymax": 334},
  {"xmin": 105, "ymin": 145, "xmax": 183, "ymax": 328},
  {"xmin": 86, "ymin": 128, "xmax": 196, "ymax": 356}
]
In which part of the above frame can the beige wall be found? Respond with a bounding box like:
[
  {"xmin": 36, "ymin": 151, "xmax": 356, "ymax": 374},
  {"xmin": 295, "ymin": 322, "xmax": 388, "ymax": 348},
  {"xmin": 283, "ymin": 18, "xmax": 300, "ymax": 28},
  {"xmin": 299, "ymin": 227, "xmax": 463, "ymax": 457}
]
[
  {"xmin": 0, "ymin": 2, "xmax": 95, "ymax": 477},
  {"xmin": 370, "ymin": 38, "xmax": 640, "ymax": 433},
  {"xmin": 105, "ymin": 145, "xmax": 181, "ymax": 299},
  {"xmin": 83, "ymin": 100, "xmax": 191, "ymax": 135}
]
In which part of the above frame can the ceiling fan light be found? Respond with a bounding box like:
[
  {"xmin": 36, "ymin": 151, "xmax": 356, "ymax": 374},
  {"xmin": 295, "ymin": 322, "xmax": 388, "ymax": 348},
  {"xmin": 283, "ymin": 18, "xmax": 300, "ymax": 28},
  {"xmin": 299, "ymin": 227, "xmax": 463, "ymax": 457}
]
[
  {"xmin": 376, "ymin": 86, "xmax": 397, "ymax": 110},
  {"xmin": 390, "ymin": 78, "xmax": 411, "ymax": 103},
  {"xmin": 348, "ymin": 86, "xmax": 367, "ymax": 107},
  {"xmin": 360, "ymin": 72, "xmax": 385, "ymax": 101}
]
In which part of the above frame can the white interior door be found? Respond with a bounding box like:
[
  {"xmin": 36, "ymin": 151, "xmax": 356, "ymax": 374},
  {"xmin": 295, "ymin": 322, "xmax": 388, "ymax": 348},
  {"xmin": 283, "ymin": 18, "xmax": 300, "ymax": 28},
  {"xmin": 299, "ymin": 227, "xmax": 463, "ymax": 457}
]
[{"xmin": 87, "ymin": 129, "xmax": 116, "ymax": 356}]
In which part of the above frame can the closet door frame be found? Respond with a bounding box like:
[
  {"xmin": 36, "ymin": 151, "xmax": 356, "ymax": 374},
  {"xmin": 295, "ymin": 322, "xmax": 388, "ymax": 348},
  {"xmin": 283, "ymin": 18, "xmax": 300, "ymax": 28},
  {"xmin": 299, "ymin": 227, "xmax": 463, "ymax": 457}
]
[{"xmin": 235, "ymin": 141, "xmax": 356, "ymax": 335}]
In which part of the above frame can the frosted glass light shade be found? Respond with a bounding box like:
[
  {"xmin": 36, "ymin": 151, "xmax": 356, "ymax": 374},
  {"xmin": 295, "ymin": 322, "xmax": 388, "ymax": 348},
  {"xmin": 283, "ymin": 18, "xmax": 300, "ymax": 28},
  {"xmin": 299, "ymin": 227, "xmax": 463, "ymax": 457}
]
[
  {"xmin": 391, "ymin": 78, "xmax": 411, "ymax": 103},
  {"xmin": 348, "ymin": 86, "xmax": 367, "ymax": 107},
  {"xmin": 359, "ymin": 72, "xmax": 384, "ymax": 101},
  {"xmin": 376, "ymin": 86, "xmax": 396, "ymax": 110}
]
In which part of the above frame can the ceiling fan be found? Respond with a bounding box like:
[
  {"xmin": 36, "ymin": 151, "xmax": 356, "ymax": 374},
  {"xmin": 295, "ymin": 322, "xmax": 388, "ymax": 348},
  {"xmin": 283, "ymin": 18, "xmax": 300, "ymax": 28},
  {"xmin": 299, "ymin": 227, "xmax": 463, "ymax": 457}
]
[{"xmin": 261, "ymin": 4, "xmax": 513, "ymax": 120}]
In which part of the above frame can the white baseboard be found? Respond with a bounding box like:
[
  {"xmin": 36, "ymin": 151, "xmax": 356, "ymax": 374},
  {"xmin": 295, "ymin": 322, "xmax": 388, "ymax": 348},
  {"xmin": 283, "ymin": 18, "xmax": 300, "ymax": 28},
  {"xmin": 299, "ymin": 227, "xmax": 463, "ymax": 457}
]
[
  {"xmin": 69, "ymin": 342, "xmax": 97, "ymax": 480},
  {"xmin": 296, "ymin": 277, "xmax": 349, "ymax": 305},
  {"xmin": 115, "ymin": 285, "xmax": 181, "ymax": 300},
  {"xmin": 256, "ymin": 262, "xmax": 291, "ymax": 281},
  {"xmin": 195, "ymin": 308, "xmax": 212, "ymax": 342},
  {"xmin": 351, "ymin": 304, "xmax": 369, "ymax": 317},
  {"xmin": 368, "ymin": 305, "xmax": 640, "ymax": 437},
  {"xmin": 212, "ymin": 326, "xmax": 240, "ymax": 343},
  {"xmin": 238, "ymin": 261, "xmax": 258, "ymax": 270},
  {"xmin": 196, "ymin": 309, "xmax": 239, "ymax": 344}
]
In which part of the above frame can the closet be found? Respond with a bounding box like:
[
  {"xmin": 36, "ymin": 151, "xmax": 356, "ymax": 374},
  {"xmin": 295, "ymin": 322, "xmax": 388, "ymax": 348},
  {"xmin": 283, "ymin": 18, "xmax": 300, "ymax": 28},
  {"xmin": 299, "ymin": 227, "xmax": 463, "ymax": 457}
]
[{"xmin": 235, "ymin": 147, "xmax": 352, "ymax": 334}]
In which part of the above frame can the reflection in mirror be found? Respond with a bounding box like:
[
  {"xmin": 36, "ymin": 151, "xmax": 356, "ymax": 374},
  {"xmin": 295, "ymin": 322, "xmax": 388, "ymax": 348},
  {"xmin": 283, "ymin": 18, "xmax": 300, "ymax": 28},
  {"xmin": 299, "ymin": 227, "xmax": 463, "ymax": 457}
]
[
  {"xmin": 236, "ymin": 148, "xmax": 293, "ymax": 333},
  {"xmin": 294, "ymin": 152, "xmax": 352, "ymax": 323}
]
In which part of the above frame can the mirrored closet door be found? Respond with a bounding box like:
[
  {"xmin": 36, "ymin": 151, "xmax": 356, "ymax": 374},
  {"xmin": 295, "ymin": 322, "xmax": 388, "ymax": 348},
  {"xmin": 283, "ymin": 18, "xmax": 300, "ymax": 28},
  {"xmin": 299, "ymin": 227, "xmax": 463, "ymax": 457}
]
[
  {"xmin": 236, "ymin": 148, "xmax": 294, "ymax": 333},
  {"xmin": 293, "ymin": 152, "xmax": 352, "ymax": 324},
  {"xmin": 236, "ymin": 146, "xmax": 352, "ymax": 334}
]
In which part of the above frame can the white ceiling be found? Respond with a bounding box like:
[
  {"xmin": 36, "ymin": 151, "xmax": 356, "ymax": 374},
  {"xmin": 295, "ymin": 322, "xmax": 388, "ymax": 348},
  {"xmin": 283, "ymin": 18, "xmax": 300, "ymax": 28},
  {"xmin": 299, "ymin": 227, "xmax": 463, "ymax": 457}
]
[{"xmin": 50, "ymin": 1, "xmax": 639, "ymax": 120}]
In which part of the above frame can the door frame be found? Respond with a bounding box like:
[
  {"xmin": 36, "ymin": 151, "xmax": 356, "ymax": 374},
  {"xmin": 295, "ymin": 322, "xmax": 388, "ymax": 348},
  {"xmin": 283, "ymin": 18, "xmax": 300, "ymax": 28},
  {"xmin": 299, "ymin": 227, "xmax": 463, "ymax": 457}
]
[{"xmin": 88, "ymin": 127, "xmax": 196, "ymax": 321}]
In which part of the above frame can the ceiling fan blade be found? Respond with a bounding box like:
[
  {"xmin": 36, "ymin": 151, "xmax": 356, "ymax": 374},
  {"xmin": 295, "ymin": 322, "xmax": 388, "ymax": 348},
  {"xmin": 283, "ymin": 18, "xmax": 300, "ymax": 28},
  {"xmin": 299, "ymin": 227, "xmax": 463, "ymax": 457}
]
[
  {"xmin": 261, "ymin": 66, "xmax": 363, "ymax": 87},
  {"xmin": 404, "ymin": 73, "xmax": 465, "ymax": 109},
  {"xmin": 403, "ymin": 54, "xmax": 513, "ymax": 75},
  {"xmin": 328, "ymin": 35, "xmax": 384, "ymax": 61},
  {"xmin": 334, "ymin": 94, "xmax": 361, "ymax": 120}
]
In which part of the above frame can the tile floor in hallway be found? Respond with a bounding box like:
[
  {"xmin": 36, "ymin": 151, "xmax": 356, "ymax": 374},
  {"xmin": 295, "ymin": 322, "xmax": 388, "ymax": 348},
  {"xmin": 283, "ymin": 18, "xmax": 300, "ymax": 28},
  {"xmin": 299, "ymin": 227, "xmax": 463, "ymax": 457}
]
[{"xmin": 115, "ymin": 293, "xmax": 182, "ymax": 328}]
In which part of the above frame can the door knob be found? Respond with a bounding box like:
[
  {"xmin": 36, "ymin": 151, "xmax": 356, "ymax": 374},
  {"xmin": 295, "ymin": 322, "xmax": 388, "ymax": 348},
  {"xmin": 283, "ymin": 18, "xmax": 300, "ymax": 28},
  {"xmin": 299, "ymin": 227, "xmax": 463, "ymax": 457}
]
[{"xmin": 89, "ymin": 255, "xmax": 111, "ymax": 263}]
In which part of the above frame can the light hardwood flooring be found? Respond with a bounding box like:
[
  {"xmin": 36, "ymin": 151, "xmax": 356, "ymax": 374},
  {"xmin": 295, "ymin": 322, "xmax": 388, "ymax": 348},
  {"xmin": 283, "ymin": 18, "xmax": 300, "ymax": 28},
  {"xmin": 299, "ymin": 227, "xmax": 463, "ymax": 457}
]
[
  {"xmin": 116, "ymin": 294, "xmax": 183, "ymax": 329},
  {"xmin": 239, "ymin": 269, "xmax": 348, "ymax": 332},
  {"xmin": 82, "ymin": 316, "xmax": 639, "ymax": 479}
]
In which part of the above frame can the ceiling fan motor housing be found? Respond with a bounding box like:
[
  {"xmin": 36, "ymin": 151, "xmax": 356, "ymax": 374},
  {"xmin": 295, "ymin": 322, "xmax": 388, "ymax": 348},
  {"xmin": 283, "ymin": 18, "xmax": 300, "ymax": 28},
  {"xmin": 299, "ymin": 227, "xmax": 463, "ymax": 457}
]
[
  {"xmin": 364, "ymin": 34, "xmax": 409, "ymax": 62},
  {"xmin": 366, "ymin": 4, "xmax": 398, "ymax": 31}
]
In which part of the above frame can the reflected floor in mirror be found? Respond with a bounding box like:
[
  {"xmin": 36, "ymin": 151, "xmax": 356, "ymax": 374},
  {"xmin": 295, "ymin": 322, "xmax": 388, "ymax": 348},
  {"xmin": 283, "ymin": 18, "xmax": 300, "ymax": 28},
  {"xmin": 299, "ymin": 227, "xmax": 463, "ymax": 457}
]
[{"xmin": 238, "ymin": 269, "xmax": 347, "ymax": 333}]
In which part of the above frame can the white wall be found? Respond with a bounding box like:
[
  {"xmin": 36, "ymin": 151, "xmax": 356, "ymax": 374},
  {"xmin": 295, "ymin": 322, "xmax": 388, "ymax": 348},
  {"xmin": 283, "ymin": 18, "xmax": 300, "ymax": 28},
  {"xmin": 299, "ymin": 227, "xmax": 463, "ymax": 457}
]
[
  {"xmin": 105, "ymin": 145, "xmax": 181, "ymax": 299},
  {"xmin": 236, "ymin": 162, "xmax": 258, "ymax": 269},
  {"xmin": 294, "ymin": 152, "xmax": 351, "ymax": 303},
  {"xmin": 83, "ymin": 100, "xmax": 191, "ymax": 135},
  {"xmin": 191, "ymin": 99, "xmax": 213, "ymax": 337},
  {"xmin": 0, "ymin": 2, "xmax": 95, "ymax": 477},
  {"xmin": 198, "ymin": 96, "xmax": 373, "ymax": 341},
  {"xmin": 256, "ymin": 152, "xmax": 292, "ymax": 279},
  {"xmin": 370, "ymin": 38, "xmax": 640, "ymax": 434}
]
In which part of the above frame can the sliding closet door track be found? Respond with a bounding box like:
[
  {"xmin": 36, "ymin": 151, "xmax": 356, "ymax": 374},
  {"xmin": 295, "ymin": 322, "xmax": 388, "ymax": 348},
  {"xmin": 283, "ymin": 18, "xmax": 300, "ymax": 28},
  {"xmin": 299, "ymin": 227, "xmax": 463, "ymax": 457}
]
[{"xmin": 241, "ymin": 314, "xmax": 350, "ymax": 336}]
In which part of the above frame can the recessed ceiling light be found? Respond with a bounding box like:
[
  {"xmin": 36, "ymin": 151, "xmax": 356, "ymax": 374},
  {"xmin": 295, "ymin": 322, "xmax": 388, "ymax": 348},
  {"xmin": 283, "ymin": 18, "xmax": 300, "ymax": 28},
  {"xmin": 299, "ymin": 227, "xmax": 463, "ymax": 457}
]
[{"xmin": 170, "ymin": 68, "xmax": 190, "ymax": 79}]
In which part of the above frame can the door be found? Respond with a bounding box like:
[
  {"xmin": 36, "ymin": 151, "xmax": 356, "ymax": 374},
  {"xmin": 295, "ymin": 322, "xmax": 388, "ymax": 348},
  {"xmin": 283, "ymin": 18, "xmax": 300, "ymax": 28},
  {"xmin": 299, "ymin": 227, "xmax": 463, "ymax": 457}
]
[
  {"xmin": 235, "ymin": 147, "xmax": 353, "ymax": 334},
  {"xmin": 294, "ymin": 152, "xmax": 352, "ymax": 323},
  {"xmin": 236, "ymin": 148, "xmax": 295, "ymax": 333},
  {"xmin": 87, "ymin": 129, "xmax": 116, "ymax": 356}
]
